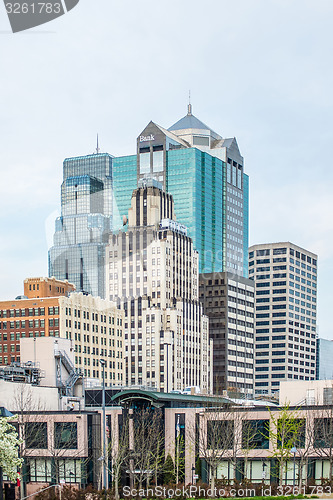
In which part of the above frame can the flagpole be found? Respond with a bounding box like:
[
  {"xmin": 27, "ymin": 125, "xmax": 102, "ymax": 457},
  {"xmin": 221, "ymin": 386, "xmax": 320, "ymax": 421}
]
[{"xmin": 176, "ymin": 414, "xmax": 180, "ymax": 484}]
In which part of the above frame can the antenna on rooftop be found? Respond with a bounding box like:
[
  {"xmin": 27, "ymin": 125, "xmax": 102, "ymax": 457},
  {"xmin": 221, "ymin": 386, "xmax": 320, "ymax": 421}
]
[
  {"xmin": 96, "ymin": 133, "xmax": 100, "ymax": 154},
  {"xmin": 188, "ymin": 90, "xmax": 192, "ymax": 115}
]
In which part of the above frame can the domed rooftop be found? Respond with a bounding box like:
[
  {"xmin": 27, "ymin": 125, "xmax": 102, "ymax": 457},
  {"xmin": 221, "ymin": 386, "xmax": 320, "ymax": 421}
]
[
  {"xmin": 169, "ymin": 104, "xmax": 212, "ymax": 132},
  {"xmin": 168, "ymin": 104, "xmax": 221, "ymax": 141}
]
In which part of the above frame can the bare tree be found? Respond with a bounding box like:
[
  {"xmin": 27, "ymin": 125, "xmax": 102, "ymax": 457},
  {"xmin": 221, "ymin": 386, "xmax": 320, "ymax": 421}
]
[
  {"xmin": 218, "ymin": 406, "xmax": 263, "ymax": 484},
  {"xmin": 196, "ymin": 406, "xmax": 235, "ymax": 490},
  {"xmin": 11, "ymin": 384, "xmax": 48, "ymax": 497},
  {"xmin": 228, "ymin": 406, "xmax": 246, "ymax": 482},
  {"xmin": 128, "ymin": 407, "xmax": 164, "ymax": 489},
  {"xmin": 240, "ymin": 415, "xmax": 267, "ymax": 482},
  {"xmin": 108, "ymin": 411, "xmax": 131, "ymax": 500},
  {"xmin": 150, "ymin": 411, "xmax": 165, "ymax": 487},
  {"xmin": 295, "ymin": 408, "xmax": 314, "ymax": 487}
]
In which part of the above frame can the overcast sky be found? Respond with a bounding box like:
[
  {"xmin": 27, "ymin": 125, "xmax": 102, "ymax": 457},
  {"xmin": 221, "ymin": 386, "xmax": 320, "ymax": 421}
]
[{"xmin": 0, "ymin": 0, "xmax": 332, "ymax": 339}]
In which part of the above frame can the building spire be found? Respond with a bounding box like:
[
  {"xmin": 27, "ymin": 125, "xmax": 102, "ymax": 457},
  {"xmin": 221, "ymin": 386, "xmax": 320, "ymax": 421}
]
[
  {"xmin": 187, "ymin": 90, "xmax": 192, "ymax": 115},
  {"xmin": 96, "ymin": 133, "xmax": 100, "ymax": 154}
]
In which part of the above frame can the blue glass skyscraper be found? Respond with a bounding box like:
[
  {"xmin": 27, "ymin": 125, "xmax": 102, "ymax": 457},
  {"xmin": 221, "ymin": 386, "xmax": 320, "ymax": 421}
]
[
  {"xmin": 49, "ymin": 153, "xmax": 113, "ymax": 297},
  {"xmin": 113, "ymin": 105, "xmax": 249, "ymax": 277}
]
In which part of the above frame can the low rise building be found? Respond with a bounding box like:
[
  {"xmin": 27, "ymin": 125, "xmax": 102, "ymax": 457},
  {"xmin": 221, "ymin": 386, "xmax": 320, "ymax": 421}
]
[
  {"xmin": 16, "ymin": 409, "xmax": 101, "ymax": 495},
  {"xmin": 0, "ymin": 279, "xmax": 124, "ymax": 386},
  {"xmin": 279, "ymin": 378, "xmax": 333, "ymax": 406},
  {"xmin": 24, "ymin": 277, "xmax": 75, "ymax": 299}
]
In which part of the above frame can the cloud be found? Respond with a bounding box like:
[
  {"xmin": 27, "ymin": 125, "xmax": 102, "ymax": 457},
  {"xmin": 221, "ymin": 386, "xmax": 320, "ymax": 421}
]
[{"xmin": 251, "ymin": 181, "xmax": 333, "ymax": 260}]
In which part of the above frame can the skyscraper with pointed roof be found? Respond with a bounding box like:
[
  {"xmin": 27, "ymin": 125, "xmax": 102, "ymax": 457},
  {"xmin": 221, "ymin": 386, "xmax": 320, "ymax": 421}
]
[{"xmin": 112, "ymin": 105, "xmax": 249, "ymax": 277}]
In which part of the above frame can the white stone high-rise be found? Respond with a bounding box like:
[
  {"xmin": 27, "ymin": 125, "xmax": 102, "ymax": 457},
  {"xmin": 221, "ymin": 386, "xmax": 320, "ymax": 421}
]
[
  {"xmin": 249, "ymin": 242, "xmax": 318, "ymax": 396},
  {"xmin": 106, "ymin": 179, "xmax": 213, "ymax": 393}
]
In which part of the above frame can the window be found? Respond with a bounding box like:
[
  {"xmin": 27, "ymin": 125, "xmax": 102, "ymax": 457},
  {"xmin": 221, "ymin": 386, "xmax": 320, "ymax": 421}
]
[
  {"xmin": 273, "ymin": 296, "xmax": 286, "ymax": 302},
  {"xmin": 227, "ymin": 163, "xmax": 231, "ymax": 183},
  {"xmin": 193, "ymin": 136, "xmax": 209, "ymax": 147},
  {"xmin": 273, "ymin": 248, "xmax": 287, "ymax": 255},
  {"xmin": 54, "ymin": 422, "xmax": 77, "ymax": 449},
  {"xmin": 25, "ymin": 422, "xmax": 48, "ymax": 449},
  {"xmin": 257, "ymin": 249, "xmax": 270, "ymax": 256},
  {"xmin": 242, "ymin": 420, "xmax": 269, "ymax": 449},
  {"xmin": 207, "ymin": 420, "xmax": 234, "ymax": 450},
  {"xmin": 277, "ymin": 419, "xmax": 305, "ymax": 448},
  {"xmin": 140, "ymin": 151, "xmax": 150, "ymax": 173},
  {"xmin": 323, "ymin": 388, "xmax": 333, "ymax": 405}
]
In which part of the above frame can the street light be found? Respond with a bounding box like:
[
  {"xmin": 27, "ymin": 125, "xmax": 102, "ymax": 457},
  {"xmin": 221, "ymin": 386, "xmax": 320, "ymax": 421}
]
[
  {"xmin": 99, "ymin": 359, "xmax": 108, "ymax": 491},
  {"xmin": 176, "ymin": 414, "xmax": 180, "ymax": 484},
  {"xmin": 291, "ymin": 446, "xmax": 297, "ymax": 488}
]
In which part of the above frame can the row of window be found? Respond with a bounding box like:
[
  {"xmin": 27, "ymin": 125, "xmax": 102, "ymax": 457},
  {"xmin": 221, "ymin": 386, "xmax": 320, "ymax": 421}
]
[
  {"xmin": 24, "ymin": 422, "xmax": 77, "ymax": 449},
  {"xmin": 0, "ymin": 331, "xmax": 50, "ymax": 341},
  {"xmin": 250, "ymin": 259, "xmax": 316, "ymax": 273},
  {"xmin": 253, "ymin": 270, "xmax": 316, "ymax": 284},
  {"xmin": 249, "ymin": 248, "xmax": 317, "ymax": 266},
  {"xmin": 207, "ymin": 417, "xmax": 333, "ymax": 450},
  {"xmin": 65, "ymin": 308, "xmax": 121, "ymax": 325},
  {"xmin": 0, "ymin": 307, "xmax": 58, "ymax": 318}
]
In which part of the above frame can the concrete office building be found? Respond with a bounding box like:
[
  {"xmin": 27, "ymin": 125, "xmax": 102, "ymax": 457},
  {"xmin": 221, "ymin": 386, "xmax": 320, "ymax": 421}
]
[
  {"xmin": 0, "ymin": 278, "xmax": 124, "ymax": 385},
  {"xmin": 199, "ymin": 272, "xmax": 255, "ymax": 395},
  {"xmin": 249, "ymin": 242, "xmax": 318, "ymax": 395},
  {"xmin": 6, "ymin": 383, "xmax": 333, "ymax": 491},
  {"xmin": 49, "ymin": 153, "xmax": 113, "ymax": 298},
  {"xmin": 106, "ymin": 180, "xmax": 213, "ymax": 393}
]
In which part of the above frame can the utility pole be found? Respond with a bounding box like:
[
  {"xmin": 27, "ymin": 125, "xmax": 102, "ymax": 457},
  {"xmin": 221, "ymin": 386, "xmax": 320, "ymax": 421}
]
[
  {"xmin": 100, "ymin": 359, "xmax": 108, "ymax": 490},
  {"xmin": 176, "ymin": 414, "xmax": 180, "ymax": 484}
]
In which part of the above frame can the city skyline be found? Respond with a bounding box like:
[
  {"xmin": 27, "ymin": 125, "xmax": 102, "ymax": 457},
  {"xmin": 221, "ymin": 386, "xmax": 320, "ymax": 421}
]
[
  {"xmin": 0, "ymin": 1, "xmax": 332, "ymax": 339},
  {"xmin": 2, "ymin": 0, "xmax": 333, "ymax": 495}
]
